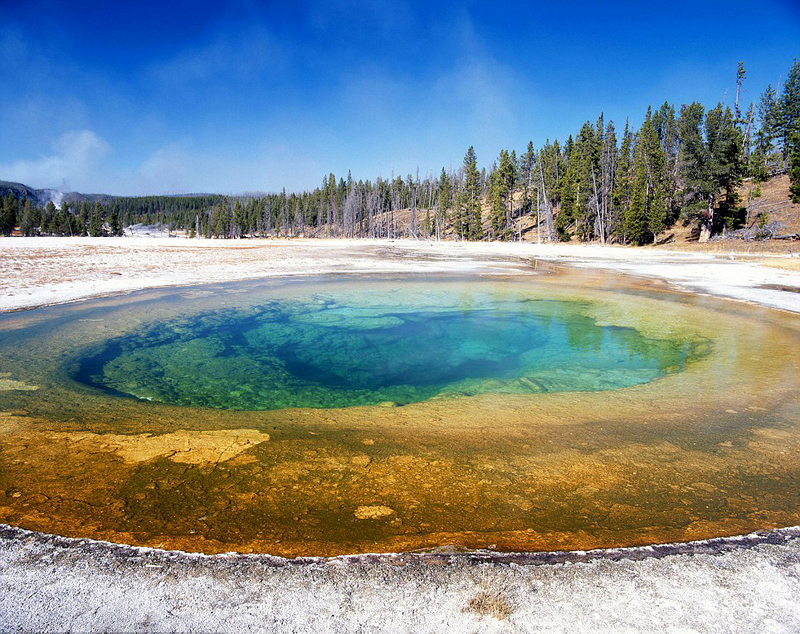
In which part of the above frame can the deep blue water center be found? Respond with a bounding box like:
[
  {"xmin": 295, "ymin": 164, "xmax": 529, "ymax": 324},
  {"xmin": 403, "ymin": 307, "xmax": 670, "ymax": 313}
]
[
  {"xmin": 75, "ymin": 294, "xmax": 702, "ymax": 410},
  {"xmin": 278, "ymin": 310, "xmax": 547, "ymax": 389}
]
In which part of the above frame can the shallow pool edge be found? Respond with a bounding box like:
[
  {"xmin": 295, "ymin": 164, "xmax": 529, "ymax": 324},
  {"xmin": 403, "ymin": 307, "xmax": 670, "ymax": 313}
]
[{"xmin": 3, "ymin": 522, "xmax": 799, "ymax": 568}]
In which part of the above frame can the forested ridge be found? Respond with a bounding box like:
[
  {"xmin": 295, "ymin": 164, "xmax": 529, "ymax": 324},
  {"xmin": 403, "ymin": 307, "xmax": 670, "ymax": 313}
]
[{"xmin": 2, "ymin": 60, "xmax": 799, "ymax": 245}]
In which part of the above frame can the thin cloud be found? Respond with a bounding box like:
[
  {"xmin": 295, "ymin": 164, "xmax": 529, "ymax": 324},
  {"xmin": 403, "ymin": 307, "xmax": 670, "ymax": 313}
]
[
  {"xmin": 137, "ymin": 143, "xmax": 194, "ymax": 194},
  {"xmin": 148, "ymin": 25, "xmax": 288, "ymax": 85},
  {"xmin": 0, "ymin": 130, "xmax": 111, "ymax": 191},
  {"xmin": 129, "ymin": 138, "xmax": 324, "ymax": 196}
]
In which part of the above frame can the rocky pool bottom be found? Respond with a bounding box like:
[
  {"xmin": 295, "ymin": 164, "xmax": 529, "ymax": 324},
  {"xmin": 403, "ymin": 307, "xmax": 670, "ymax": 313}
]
[{"xmin": 0, "ymin": 271, "xmax": 799, "ymax": 557}]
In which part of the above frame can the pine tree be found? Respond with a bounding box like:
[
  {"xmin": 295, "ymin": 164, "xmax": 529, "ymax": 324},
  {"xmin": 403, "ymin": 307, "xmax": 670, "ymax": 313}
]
[
  {"xmin": 625, "ymin": 107, "xmax": 667, "ymax": 244},
  {"xmin": 557, "ymin": 135, "xmax": 577, "ymax": 240},
  {"xmin": 0, "ymin": 193, "xmax": 18, "ymax": 236},
  {"xmin": 755, "ymin": 84, "xmax": 779, "ymax": 175},
  {"xmin": 436, "ymin": 168, "xmax": 452, "ymax": 239},
  {"xmin": 614, "ymin": 120, "xmax": 634, "ymax": 242},
  {"xmin": 598, "ymin": 120, "xmax": 618, "ymax": 242},
  {"xmin": 790, "ymin": 130, "xmax": 800, "ymax": 203},
  {"xmin": 734, "ymin": 61, "xmax": 747, "ymax": 123},
  {"xmin": 488, "ymin": 164, "xmax": 504, "ymax": 240},
  {"xmin": 677, "ymin": 102, "xmax": 712, "ymax": 231},
  {"xmin": 19, "ymin": 200, "xmax": 39, "ymax": 236},
  {"xmin": 42, "ymin": 201, "xmax": 55, "ymax": 235},
  {"xmin": 705, "ymin": 104, "xmax": 744, "ymax": 232},
  {"xmin": 489, "ymin": 149, "xmax": 516, "ymax": 240},
  {"xmin": 780, "ymin": 60, "xmax": 800, "ymax": 192},
  {"xmin": 571, "ymin": 120, "xmax": 601, "ymax": 240},
  {"xmin": 743, "ymin": 102, "xmax": 756, "ymax": 176},
  {"xmin": 459, "ymin": 146, "xmax": 483, "ymax": 240},
  {"xmin": 109, "ymin": 210, "xmax": 123, "ymax": 236},
  {"xmin": 653, "ymin": 102, "xmax": 679, "ymax": 222},
  {"xmin": 626, "ymin": 162, "xmax": 650, "ymax": 245},
  {"xmin": 78, "ymin": 202, "xmax": 90, "ymax": 234},
  {"xmin": 519, "ymin": 141, "xmax": 535, "ymax": 217},
  {"xmin": 89, "ymin": 202, "xmax": 105, "ymax": 237}
]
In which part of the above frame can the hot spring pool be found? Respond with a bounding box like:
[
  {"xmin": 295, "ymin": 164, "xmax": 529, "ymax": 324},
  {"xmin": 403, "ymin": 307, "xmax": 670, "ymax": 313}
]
[{"xmin": 0, "ymin": 271, "xmax": 798, "ymax": 556}]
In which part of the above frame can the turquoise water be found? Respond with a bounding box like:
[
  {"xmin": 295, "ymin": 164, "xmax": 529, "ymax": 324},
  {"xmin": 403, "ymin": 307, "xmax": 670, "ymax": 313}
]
[
  {"xmin": 4, "ymin": 274, "xmax": 800, "ymax": 557},
  {"xmin": 74, "ymin": 293, "xmax": 705, "ymax": 410}
]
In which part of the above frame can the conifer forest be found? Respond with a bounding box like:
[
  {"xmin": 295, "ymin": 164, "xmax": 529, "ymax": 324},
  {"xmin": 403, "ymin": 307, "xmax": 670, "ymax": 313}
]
[{"xmin": 2, "ymin": 60, "xmax": 799, "ymax": 245}]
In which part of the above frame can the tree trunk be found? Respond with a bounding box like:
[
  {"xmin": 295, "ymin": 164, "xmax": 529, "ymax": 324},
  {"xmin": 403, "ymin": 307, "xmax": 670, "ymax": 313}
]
[{"xmin": 699, "ymin": 200, "xmax": 714, "ymax": 243}]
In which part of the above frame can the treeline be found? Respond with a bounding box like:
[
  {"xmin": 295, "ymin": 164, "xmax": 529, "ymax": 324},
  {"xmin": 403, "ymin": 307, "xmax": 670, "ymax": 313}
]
[{"xmin": 2, "ymin": 60, "xmax": 798, "ymax": 244}]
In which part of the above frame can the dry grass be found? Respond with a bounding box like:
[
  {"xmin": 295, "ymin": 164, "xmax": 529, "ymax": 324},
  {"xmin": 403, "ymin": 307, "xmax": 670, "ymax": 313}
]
[
  {"xmin": 759, "ymin": 259, "xmax": 800, "ymax": 271},
  {"xmin": 463, "ymin": 588, "xmax": 515, "ymax": 620}
]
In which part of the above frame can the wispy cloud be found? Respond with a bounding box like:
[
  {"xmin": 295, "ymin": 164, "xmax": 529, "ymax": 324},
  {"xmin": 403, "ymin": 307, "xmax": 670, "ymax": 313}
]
[
  {"xmin": 0, "ymin": 130, "xmax": 111, "ymax": 191},
  {"xmin": 123, "ymin": 138, "xmax": 323, "ymax": 196},
  {"xmin": 432, "ymin": 16, "xmax": 520, "ymax": 151},
  {"xmin": 136, "ymin": 143, "xmax": 193, "ymax": 194},
  {"xmin": 148, "ymin": 25, "xmax": 288, "ymax": 85}
]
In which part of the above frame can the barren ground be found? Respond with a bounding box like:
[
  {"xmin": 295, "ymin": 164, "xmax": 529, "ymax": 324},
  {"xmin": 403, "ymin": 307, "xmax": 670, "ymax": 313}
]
[{"xmin": 1, "ymin": 237, "xmax": 799, "ymax": 313}]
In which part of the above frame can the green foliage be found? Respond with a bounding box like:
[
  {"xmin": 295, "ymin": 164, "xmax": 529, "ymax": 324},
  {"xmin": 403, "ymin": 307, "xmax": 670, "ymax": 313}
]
[
  {"xmin": 457, "ymin": 146, "xmax": 483, "ymax": 240},
  {"xmin": 18, "ymin": 200, "xmax": 38, "ymax": 235},
  {"xmin": 779, "ymin": 60, "xmax": 800, "ymax": 163},
  {"xmin": 109, "ymin": 210, "xmax": 123, "ymax": 237},
  {"xmin": 749, "ymin": 149, "xmax": 770, "ymax": 182},
  {"xmin": 676, "ymin": 99, "xmax": 745, "ymax": 237},
  {"xmin": 625, "ymin": 169, "xmax": 649, "ymax": 245},
  {"xmin": 0, "ymin": 193, "xmax": 18, "ymax": 235},
  {"xmin": 7, "ymin": 59, "xmax": 797, "ymax": 246},
  {"xmin": 488, "ymin": 149, "xmax": 516, "ymax": 240},
  {"xmin": 624, "ymin": 107, "xmax": 667, "ymax": 244},
  {"xmin": 613, "ymin": 120, "xmax": 634, "ymax": 224},
  {"xmin": 783, "ymin": 62, "xmax": 800, "ymax": 199},
  {"xmin": 89, "ymin": 202, "xmax": 106, "ymax": 237},
  {"xmin": 488, "ymin": 168, "xmax": 504, "ymax": 239},
  {"xmin": 705, "ymin": 104, "xmax": 745, "ymax": 231},
  {"xmin": 790, "ymin": 136, "xmax": 800, "ymax": 203}
]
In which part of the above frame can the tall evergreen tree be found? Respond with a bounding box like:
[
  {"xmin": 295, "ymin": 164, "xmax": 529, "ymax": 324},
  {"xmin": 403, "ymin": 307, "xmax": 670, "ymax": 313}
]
[
  {"xmin": 492, "ymin": 149, "xmax": 516, "ymax": 239},
  {"xmin": 557, "ymin": 135, "xmax": 577, "ymax": 240},
  {"xmin": 0, "ymin": 193, "xmax": 18, "ymax": 236},
  {"xmin": 435, "ymin": 167, "xmax": 452, "ymax": 239},
  {"xmin": 734, "ymin": 61, "xmax": 747, "ymax": 123},
  {"xmin": 459, "ymin": 146, "xmax": 483, "ymax": 240},
  {"xmin": 705, "ymin": 103, "xmax": 745, "ymax": 233},
  {"xmin": 488, "ymin": 163, "xmax": 504, "ymax": 240},
  {"xmin": 88, "ymin": 202, "xmax": 105, "ymax": 237},
  {"xmin": 755, "ymin": 84, "xmax": 779, "ymax": 175},
  {"xmin": 598, "ymin": 120, "xmax": 618, "ymax": 242},
  {"xmin": 780, "ymin": 60, "xmax": 800, "ymax": 194},
  {"xmin": 519, "ymin": 141, "xmax": 536, "ymax": 218},
  {"xmin": 677, "ymin": 102, "xmax": 712, "ymax": 230},
  {"xmin": 109, "ymin": 209, "xmax": 123, "ymax": 236},
  {"xmin": 625, "ymin": 107, "xmax": 667, "ymax": 244},
  {"xmin": 613, "ymin": 119, "xmax": 634, "ymax": 242},
  {"xmin": 19, "ymin": 199, "xmax": 39, "ymax": 236}
]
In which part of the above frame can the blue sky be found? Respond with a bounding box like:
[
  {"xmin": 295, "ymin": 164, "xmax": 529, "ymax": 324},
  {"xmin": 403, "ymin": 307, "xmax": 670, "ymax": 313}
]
[{"xmin": 1, "ymin": 0, "xmax": 798, "ymax": 195}]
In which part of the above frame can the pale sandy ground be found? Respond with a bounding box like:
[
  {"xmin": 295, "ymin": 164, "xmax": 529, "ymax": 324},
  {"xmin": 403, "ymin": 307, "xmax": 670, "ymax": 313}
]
[
  {"xmin": 1, "ymin": 236, "xmax": 799, "ymax": 313},
  {"xmin": 1, "ymin": 236, "xmax": 800, "ymax": 633}
]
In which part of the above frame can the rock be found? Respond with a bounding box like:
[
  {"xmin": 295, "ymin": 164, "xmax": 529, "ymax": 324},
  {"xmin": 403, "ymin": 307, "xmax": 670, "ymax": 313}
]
[{"xmin": 354, "ymin": 505, "xmax": 395, "ymax": 520}]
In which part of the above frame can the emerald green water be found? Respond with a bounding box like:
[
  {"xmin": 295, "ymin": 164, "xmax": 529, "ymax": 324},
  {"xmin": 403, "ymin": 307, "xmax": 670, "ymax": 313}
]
[{"xmin": 75, "ymin": 295, "xmax": 705, "ymax": 410}]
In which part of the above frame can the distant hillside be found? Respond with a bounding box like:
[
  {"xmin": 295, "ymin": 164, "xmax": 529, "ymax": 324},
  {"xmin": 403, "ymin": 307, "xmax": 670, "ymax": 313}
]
[
  {"xmin": 0, "ymin": 180, "xmax": 113, "ymax": 208},
  {"xmin": 0, "ymin": 180, "xmax": 238, "ymax": 207}
]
